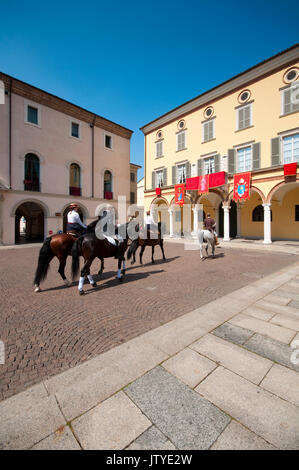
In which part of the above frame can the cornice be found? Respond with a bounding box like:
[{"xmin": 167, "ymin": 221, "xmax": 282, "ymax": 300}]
[
  {"xmin": 0, "ymin": 73, "xmax": 133, "ymax": 140},
  {"xmin": 141, "ymin": 45, "xmax": 299, "ymax": 135}
]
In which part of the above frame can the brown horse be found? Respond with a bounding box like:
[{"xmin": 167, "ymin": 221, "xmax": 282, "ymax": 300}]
[
  {"xmin": 127, "ymin": 222, "xmax": 166, "ymax": 265},
  {"xmin": 33, "ymin": 220, "xmax": 103, "ymax": 292}
]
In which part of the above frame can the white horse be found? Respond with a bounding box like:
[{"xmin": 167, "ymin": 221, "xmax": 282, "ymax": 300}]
[{"xmin": 198, "ymin": 230, "xmax": 216, "ymax": 260}]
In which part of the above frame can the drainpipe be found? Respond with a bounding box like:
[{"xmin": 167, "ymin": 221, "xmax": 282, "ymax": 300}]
[
  {"xmin": 9, "ymin": 79, "xmax": 12, "ymax": 189},
  {"xmin": 91, "ymin": 115, "xmax": 96, "ymax": 198}
]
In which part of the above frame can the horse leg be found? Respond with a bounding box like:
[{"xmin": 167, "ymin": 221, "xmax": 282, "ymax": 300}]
[
  {"xmin": 160, "ymin": 239, "xmax": 166, "ymax": 261},
  {"xmin": 151, "ymin": 245, "xmax": 155, "ymax": 264},
  {"xmin": 78, "ymin": 257, "xmax": 96, "ymax": 294},
  {"xmin": 205, "ymin": 242, "xmax": 209, "ymax": 258},
  {"xmin": 117, "ymin": 256, "xmax": 123, "ymax": 282},
  {"xmin": 140, "ymin": 245, "xmax": 145, "ymax": 264},
  {"xmin": 121, "ymin": 256, "xmax": 126, "ymax": 275},
  {"xmin": 98, "ymin": 257, "xmax": 104, "ymax": 276},
  {"xmin": 57, "ymin": 255, "xmax": 71, "ymax": 287}
]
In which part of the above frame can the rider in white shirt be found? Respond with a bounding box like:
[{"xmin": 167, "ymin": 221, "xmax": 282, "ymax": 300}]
[{"xmin": 67, "ymin": 204, "xmax": 87, "ymax": 233}]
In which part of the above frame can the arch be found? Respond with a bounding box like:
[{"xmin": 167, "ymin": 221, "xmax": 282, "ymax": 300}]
[
  {"xmin": 61, "ymin": 201, "xmax": 89, "ymax": 219},
  {"xmin": 10, "ymin": 198, "xmax": 50, "ymax": 217},
  {"xmin": 14, "ymin": 201, "xmax": 45, "ymax": 244},
  {"xmin": 228, "ymin": 185, "xmax": 266, "ymax": 204},
  {"xmin": 150, "ymin": 196, "xmax": 169, "ymax": 209},
  {"xmin": 266, "ymin": 180, "xmax": 299, "ymax": 203}
]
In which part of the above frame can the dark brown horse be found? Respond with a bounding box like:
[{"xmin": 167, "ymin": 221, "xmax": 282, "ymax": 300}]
[
  {"xmin": 33, "ymin": 219, "xmax": 103, "ymax": 292},
  {"xmin": 71, "ymin": 223, "xmax": 129, "ymax": 295},
  {"xmin": 127, "ymin": 222, "xmax": 166, "ymax": 265}
]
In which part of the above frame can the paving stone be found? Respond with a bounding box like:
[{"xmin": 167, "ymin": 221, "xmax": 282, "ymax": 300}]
[
  {"xmin": 212, "ymin": 322, "xmax": 254, "ymax": 345},
  {"xmin": 275, "ymin": 287, "xmax": 299, "ymax": 301},
  {"xmin": 0, "ymin": 391, "xmax": 66, "ymax": 450},
  {"xmin": 263, "ymin": 294, "xmax": 292, "ymax": 306},
  {"xmin": 289, "ymin": 300, "xmax": 299, "ymax": 309},
  {"xmin": 210, "ymin": 420, "xmax": 275, "ymax": 450},
  {"xmin": 191, "ymin": 334, "xmax": 272, "ymax": 384},
  {"xmin": 162, "ymin": 348, "xmax": 216, "ymax": 388},
  {"xmin": 126, "ymin": 426, "xmax": 176, "ymax": 450},
  {"xmin": 243, "ymin": 306, "xmax": 275, "ymax": 321},
  {"xmin": 254, "ymin": 300, "xmax": 299, "ymax": 317},
  {"xmin": 54, "ymin": 363, "xmax": 136, "ymax": 421},
  {"xmin": 270, "ymin": 314, "xmax": 299, "ymax": 331},
  {"xmin": 244, "ymin": 333, "xmax": 299, "ymax": 372},
  {"xmin": 31, "ymin": 426, "xmax": 81, "ymax": 450},
  {"xmin": 261, "ymin": 364, "xmax": 299, "ymax": 407},
  {"xmin": 72, "ymin": 391, "xmax": 151, "ymax": 450},
  {"xmin": 125, "ymin": 366, "xmax": 230, "ymax": 450},
  {"xmin": 230, "ymin": 313, "xmax": 295, "ymax": 344},
  {"xmin": 196, "ymin": 367, "xmax": 299, "ymax": 449}
]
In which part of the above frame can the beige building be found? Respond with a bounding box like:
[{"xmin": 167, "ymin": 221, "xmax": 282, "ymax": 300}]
[
  {"xmin": 141, "ymin": 44, "xmax": 299, "ymax": 242},
  {"xmin": 129, "ymin": 163, "xmax": 141, "ymax": 205},
  {"xmin": 0, "ymin": 72, "xmax": 134, "ymax": 245},
  {"xmin": 137, "ymin": 177, "xmax": 144, "ymax": 207}
]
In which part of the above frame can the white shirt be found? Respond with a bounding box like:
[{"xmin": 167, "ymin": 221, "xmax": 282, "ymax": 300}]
[
  {"xmin": 145, "ymin": 214, "xmax": 157, "ymax": 226},
  {"xmin": 67, "ymin": 210, "xmax": 87, "ymax": 228}
]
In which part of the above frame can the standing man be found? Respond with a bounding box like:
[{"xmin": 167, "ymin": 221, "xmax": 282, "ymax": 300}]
[
  {"xmin": 67, "ymin": 203, "xmax": 87, "ymax": 234},
  {"xmin": 203, "ymin": 213, "xmax": 219, "ymax": 246}
]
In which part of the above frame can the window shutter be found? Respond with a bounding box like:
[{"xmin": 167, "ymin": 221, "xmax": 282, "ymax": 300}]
[
  {"xmin": 214, "ymin": 154, "xmax": 220, "ymax": 173},
  {"xmin": 244, "ymin": 106, "xmax": 251, "ymax": 128},
  {"xmin": 172, "ymin": 166, "xmax": 176, "ymax": 185},
  {"xmin": 197, "ymin": 159, "xmax": 203, "ymax": 176},
  {"xmin": 209, "ymin": 121, "xmax": 214, "ymax": 140},
  {"xmin": 271, "ymin": 137, "xmax": 281, "ymax": 166},
  {"xmin": 238, "ymin": 108, "xmax": 244, "ymax": 130},
  {"xmin": 228, "ymin": 149, "xmax": 235, "ymax": 174},
  {"xmin": 203, "ymin": 122, "xmax": 209, "ymax": 142},
  {"xmin": 283, "ymin": 89, "xmax": 291, "ymax": 115},
  {"xmin": 252, "ymin": 143, "xmax": 260, "ymax": 170},
  {"xmin": 152, "ymin": 171, "xmax": 155, "ymax": 189},
  {"xmin": 186, "ymin": 162, "xmax": 191, "ymax": 179},
  {"xmin": 163, "ymin": 168, "xmax": 167, "ymax": 186}
]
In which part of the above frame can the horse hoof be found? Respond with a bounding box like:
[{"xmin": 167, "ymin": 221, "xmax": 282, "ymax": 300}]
[
  {"xmin": 131, "ymin": 261, "xmax": 135, "ymax": 265},
  {"xmin": 91, "ymin": 282, "xmax": 97, "ymax": 288},
  {"xmin": 121, "ymin": 269, "xmax": 126, "ymax": 275},
  {"xmin": 64, "ymin": 280, "xmax": 71, "ymax": 287},
  {"xmin": 34, "ymin": 286, "xmax": 41, "ymax": 293},
  {"xmin": 119, "ymin": 276, "xmax": 123, "ymax": 283},
  {"xmin": 79, "ymin": 290, "xmax": 85, "ymax": 295}
]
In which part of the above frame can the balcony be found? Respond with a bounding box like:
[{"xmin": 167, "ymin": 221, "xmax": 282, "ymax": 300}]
[
  {"xmin": 69, "ymin": 186, "xmax": 81, "ymax": 196},
  {"xmin": 24, "ymin": 180, "xmax": 40, "ymax": 192},
  {"xmin": 104, "ymin": 191, "xmax": 113, "ymax": 200}
]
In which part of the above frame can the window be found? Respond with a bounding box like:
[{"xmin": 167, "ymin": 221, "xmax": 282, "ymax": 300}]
[
  {"xmin": 175, "ymin": 210, "xmax": 181, "ymax": 222},
  {"xmin": 283, "ymin": 68, "xmax": 299, "ymax": 84},
  {"xmin": 252, "ymin": 205, "xmax": 272, "ymax": 222},
  {"xmin": 203, "ymin": 156, "xmax": 215, "ymax": 175},
  {"xmin": 155, "ymin": 169, "xmax": 164, "ymax": 187},
  {"xmin": 24, "ymin": 154, "xmax": 40, "ymax": 191},
  {"xmin": 237, "ymin": 146, "xmax": 252, "ymax": 172},
  {"xmin": 71, "ymin": 122, "xmax": 79, "ymax": 138},
  {"xmin": 104, "ymin": 170, "xmax": 113, "ymax": 199},
  {"xmin": 282, "ymin": 85, "xmax": 299, "ymax": 115},
  {"xmin": 177, "ymin": 131, "xmax": 186, "ymax": 151},
  {"xmin": 156, "ymin": 141, "xmax": 163, "ymax": 158},
  {"xmin": 238, "ymin": 89, "xmax": 251, "ymax": 104},
  {"xmin": 283, "ymin": 134, "xmax": 299, "ymax": 163},
  {"xmin": 178, "ymin": 120, "xmax": 185, "ymax": 130},
  {"xmin": 69, "ymin": 163, "xmax": 81, "ymax": 196},
  {"xmin": 130, "ymin": 192, "xmax": 135, "ymax": 204},
  {"xmin": 202, "ymin": 120, "xmax": 215, "ymax": 142},
  {"xmin": 237, "ymin": 103, "xmax": 252, "ymax": 130},
  {"xmin": 176, "ymin": 163, "xmax": 186, "ymax": 184},
  {"xmin": 295, "ymin": 205, "xmax": 299, "ymax": 222},
  {"xmin": 27, "ymin": 106, "xmax": 38, "ymax": 125},
  {"xmin": 105, "ymin": 135, "xmax": 112, "ymax": 149},
  {"xmin": 130, "ymin": 172, "xmax": 135, "ymax": 182},
  {"xmin": 204, "ymin": 107, "xmax": 214, "ymax": 119}
]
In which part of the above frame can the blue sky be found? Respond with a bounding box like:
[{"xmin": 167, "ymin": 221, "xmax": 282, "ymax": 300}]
[{"xmin": 0, "ymin": 0, "xmax": 298, "ymax": 180}]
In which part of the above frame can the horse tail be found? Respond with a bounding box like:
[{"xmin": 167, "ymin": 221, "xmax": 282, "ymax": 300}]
[
  {"xmin": 33, "ymin": 237, "xmax": 54, "ymax": 286},
  {"xmin": 71, "ymin": 236, "xmax": 83, "ymax": 279},
  {"xmin": 127, "ymin": 239, "xmax": 138, "ymax": 260}
]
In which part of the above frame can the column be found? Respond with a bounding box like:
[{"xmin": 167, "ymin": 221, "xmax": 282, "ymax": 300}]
[
  {"xmin": 263, "ymin": 203, "xmax": 272, "ymax": 244},
  {"xmin": 192, "ymin": 205, "xmax": 199, "ymax": 236},
  {"xmin": 223, "ymin": 205, "xmax": 230, "ymax": 241},
  {"xmin": 214, "ymin": 206, "xmax": 219, "ymax": 234},
  {"xmin": 168, "ymin": 207, "xmax": 174, "ymax": 238},
  {"xmin": 236, "ymin": 202, "xmax": 241, "ymax": 238}
]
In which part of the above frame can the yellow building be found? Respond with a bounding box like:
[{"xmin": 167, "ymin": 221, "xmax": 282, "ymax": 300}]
[{"xmin": 141, "ymin": 44, "xmax": 299, "ymax": 243}]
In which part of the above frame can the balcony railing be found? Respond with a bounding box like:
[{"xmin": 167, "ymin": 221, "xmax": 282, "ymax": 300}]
[
  {"xmin": 69, "ymin": 186, "xmax": 81, "ymax": 196},
  {"xmin": 24, "ymin": 180, "xmax": 40, "ymax": 192},
  {"xmin": 104, "ymin": 191, "xmax": 113, "ymax": 200}
]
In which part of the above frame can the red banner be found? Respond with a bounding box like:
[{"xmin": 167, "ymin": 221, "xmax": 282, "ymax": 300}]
[
  {"xmin": 209, "ymin": 171, "xmax": 226, "ymax": 188},
  {"xmin": 174, "ymin": 184, "xmax": 185, "ymax": 205},
  {"xmin": 233, "ymin": 172, "xmax": 251, "ymax": 201},
  {"xmin": 155, "ymin": 187, "xmax": 161, "ymax": 196},
  {"xmin": 186, "ymin": 176, "xmax": 200, "ymax": 190},
  {"xmin": 198, "ymin": 175, "xmax": 209, "ymax": 194},
  {"xmin": 284, "ymin": 162, "xmax": 297, "ymax": 176}
]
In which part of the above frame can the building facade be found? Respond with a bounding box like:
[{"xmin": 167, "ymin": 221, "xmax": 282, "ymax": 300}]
[
  {"xmin": 129, "ymin": 163, "xmax": 141, "ymax": 205},
  {"xmin": 141, "ymin": 44, "xmax": 299, "ymax": 243},
  {"xmin": 0, "ymin": 73, "xmax": 134, "ymax": 245}
]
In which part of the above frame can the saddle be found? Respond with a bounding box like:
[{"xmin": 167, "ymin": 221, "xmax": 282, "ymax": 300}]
[{"xmin": 66, "ymin": 230, "xmax": 81, "ymax": 238}]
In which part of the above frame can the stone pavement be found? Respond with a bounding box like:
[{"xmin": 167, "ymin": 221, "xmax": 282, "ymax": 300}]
[{"xmin": 1, "ymin": 259, "xmax": 299, "ymax": 450}]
